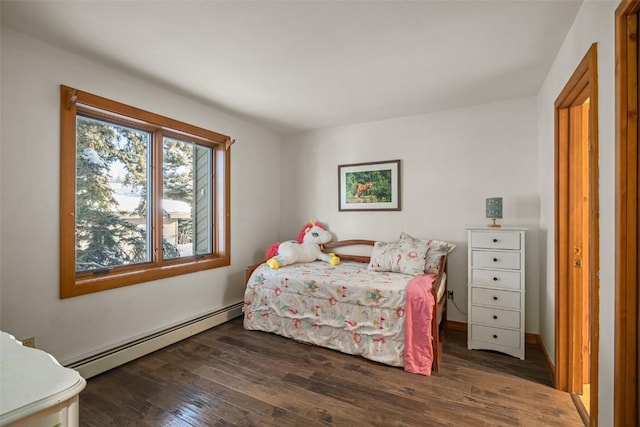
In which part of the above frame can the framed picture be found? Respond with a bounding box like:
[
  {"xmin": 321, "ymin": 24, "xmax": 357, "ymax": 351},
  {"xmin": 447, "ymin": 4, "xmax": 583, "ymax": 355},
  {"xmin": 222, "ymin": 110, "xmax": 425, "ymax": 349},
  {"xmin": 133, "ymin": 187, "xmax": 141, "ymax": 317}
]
[{"xmin": 338, "ymin": 160, "xmax": 401, "ymax": 211}]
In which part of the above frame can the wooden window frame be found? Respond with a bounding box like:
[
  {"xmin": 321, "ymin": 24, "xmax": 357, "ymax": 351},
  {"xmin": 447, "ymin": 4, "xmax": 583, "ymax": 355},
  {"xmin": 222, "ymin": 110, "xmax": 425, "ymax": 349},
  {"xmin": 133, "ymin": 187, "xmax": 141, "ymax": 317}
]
[{"xmin": 60, "ymin": 85, "xmax": 232, "ymax": 298}]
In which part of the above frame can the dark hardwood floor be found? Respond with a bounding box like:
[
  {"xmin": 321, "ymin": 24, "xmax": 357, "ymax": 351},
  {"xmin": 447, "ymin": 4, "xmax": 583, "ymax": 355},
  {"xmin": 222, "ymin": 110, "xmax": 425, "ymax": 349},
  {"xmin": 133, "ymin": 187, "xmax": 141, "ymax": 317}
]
[{"xmin": 79, "ymin": 317, "xmax": 582, "ymax": 426}]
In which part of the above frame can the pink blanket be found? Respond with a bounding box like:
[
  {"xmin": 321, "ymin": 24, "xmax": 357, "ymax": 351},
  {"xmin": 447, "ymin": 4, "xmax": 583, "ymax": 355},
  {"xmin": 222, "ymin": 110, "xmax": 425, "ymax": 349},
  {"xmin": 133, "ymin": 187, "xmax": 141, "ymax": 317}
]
[{"xmin": 404, "ymin": 273, "xmax": 438, "ymax": 375}]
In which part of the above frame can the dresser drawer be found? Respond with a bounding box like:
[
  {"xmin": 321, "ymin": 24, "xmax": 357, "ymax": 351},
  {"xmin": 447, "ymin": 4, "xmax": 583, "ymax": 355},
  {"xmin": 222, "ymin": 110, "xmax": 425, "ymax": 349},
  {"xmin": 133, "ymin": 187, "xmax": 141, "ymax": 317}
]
[
  {"xmin": 471, "ymin": 268, "xmax": 521, "ymax": 290},
  {"xmin": 471, "ymin": 231, "xmax": 520, "ymax": 250},
  {"xmin": 471, "ymin": 305, "xmax": 521, "ymax": 329},
  {"xmin": 470, "ymin": 324, "xmax": 521, "ymax": 349},
  {"xmin": 472, "ymin": 250, "xmax": 520, "ymax": 269},
  {"xmin": 471, "ymin": 287, "xmax": 521, "ymax": 309}
]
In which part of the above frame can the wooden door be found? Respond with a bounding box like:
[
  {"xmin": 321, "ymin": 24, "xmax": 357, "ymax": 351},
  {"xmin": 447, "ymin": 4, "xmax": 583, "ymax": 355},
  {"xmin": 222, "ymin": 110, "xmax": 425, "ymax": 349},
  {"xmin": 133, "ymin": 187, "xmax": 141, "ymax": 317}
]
[
  {"xmin": 561, "ymin": 101, "xmax": 590, "ymax": 394},
  {"xmin": 566, "ymin": 101, "xmax": 591, "ymax": 393}
]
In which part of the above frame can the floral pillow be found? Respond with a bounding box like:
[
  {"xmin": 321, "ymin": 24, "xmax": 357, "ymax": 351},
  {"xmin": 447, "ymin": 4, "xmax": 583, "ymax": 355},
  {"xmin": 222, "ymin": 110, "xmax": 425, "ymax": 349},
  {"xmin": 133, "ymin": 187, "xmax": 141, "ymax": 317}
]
[
  {"xmin": 368, "ymin": 241, "xmax": 398, "ymax": 272},
  {"xmin": 399, "ymin": 231, "xmax": 456, "ymax": 274},
  {"xmin": 396, "ymin": 238, "xmax": 430, "ymax": 275},
  {"xmin": 368, "ymin": 239, "xmax": 430, "ymax": 276}
]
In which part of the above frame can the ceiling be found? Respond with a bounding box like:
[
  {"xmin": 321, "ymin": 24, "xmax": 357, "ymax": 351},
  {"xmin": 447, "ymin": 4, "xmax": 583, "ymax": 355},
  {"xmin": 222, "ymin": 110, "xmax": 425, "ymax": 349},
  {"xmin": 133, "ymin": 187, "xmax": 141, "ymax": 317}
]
[{"xmin": 1, "ymin": 1, "xmax": 582, "ymax": 135}]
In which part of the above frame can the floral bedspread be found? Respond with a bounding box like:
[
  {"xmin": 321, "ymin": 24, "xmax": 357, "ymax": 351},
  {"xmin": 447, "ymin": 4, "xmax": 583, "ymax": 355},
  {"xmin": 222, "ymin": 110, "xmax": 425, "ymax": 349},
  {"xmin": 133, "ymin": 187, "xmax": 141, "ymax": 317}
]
[{"xmin": 243, "ymin": 261, "xmax": 419, "ymax": 367}]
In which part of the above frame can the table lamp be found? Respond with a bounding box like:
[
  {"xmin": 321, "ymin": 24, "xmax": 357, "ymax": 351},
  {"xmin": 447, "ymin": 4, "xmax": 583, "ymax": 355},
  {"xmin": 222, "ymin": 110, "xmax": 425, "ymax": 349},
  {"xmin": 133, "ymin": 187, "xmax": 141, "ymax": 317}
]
[{"xmin": 486, "ymin": 197, "xmax": 503, "ymax": 228}]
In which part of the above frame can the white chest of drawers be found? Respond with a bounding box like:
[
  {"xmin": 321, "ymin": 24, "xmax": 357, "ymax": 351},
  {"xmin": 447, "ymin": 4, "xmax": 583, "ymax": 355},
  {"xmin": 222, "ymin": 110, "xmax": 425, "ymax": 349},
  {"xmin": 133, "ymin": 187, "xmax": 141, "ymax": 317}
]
[
  {"xmin": 0, "ymin": 332, "xmax": 86, "ymax": 427},
  {"xmin": 467, "ymin": 227, "xmax": 526, "ymax": 359}
]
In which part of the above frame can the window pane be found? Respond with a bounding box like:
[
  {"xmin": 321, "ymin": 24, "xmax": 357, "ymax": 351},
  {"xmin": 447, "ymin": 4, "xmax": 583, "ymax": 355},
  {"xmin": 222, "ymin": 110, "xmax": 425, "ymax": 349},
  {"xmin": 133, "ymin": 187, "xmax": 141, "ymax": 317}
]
[
  {"xmin": 75, "ymin": 115, "xmax": 152, "ymax": 272},
  {"xmin": 162, "ymin": 137, "xmax": 212, "ymax": 259}
]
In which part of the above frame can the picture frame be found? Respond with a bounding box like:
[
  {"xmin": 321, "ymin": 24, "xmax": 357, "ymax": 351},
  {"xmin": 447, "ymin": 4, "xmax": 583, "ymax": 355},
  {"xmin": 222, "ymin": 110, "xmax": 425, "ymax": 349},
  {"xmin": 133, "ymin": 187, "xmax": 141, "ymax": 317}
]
[{"xmin": 338, "ymin": 160, "xmax": 401, "ymax": 211}]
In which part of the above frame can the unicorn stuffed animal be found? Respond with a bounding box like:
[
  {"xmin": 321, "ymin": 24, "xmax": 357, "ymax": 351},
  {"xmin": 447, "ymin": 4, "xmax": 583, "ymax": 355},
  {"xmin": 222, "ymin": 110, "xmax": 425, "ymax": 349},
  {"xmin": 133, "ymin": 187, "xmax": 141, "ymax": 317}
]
[{"xmin": 265, "ymin": 221, "xmax": 340, "ymax": 269}]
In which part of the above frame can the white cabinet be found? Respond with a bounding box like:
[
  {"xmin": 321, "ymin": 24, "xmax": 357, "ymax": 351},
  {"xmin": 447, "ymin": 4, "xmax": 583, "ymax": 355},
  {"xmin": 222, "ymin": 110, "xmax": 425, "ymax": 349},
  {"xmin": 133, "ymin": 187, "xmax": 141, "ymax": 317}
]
[
  {"xmin": 467, "ymin": 227, "xmax": 526, "ymax": 359},
  {"xmin": 0, "ymin": 332, "xmax": 86, "ymax": 427}
]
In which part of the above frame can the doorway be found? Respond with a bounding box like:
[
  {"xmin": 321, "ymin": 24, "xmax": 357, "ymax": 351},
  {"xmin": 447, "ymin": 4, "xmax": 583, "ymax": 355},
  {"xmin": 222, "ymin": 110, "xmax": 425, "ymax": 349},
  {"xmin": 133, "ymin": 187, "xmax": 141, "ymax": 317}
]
[{"xmin": 554, "ymin": 44, "xmax": 600, "ymax": 426}]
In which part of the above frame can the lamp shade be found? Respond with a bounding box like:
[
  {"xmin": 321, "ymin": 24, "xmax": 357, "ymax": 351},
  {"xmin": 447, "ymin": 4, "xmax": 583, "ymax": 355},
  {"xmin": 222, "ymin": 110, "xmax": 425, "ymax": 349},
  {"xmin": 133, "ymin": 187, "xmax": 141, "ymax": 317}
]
[{"xmin": 486, "ymin": 197, "xmax": 503, "ymax": 219}]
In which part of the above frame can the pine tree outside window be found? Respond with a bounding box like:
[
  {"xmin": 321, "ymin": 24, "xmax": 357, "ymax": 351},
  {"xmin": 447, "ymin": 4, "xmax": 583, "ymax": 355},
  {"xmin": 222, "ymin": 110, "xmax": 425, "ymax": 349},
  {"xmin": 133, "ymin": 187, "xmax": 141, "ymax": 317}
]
[{"xmin": 60, "ymin": 86, "xmax": 232, "ymax": 298}]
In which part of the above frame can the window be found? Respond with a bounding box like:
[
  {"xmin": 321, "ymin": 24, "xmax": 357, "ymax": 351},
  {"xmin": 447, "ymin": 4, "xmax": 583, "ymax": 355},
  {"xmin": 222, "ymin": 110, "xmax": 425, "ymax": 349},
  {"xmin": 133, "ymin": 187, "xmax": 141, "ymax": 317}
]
[{"xmin": 60, "ymin": 85, "xmax": 232, "ymax": 298}]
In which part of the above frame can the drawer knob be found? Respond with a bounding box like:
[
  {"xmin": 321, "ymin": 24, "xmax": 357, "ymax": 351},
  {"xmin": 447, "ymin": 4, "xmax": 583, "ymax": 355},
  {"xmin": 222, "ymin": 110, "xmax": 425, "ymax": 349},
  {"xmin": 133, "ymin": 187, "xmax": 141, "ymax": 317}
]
[
  {"xmin": 493, "ymin": 296, "xmax": 498, "ymax": 301},
  {"xmin": 493, "ymin": 277, "xmax": 498, "ymax": 281},
  {"xmin": 493, "ymin": 238, "xmax": 498, "ymax": 243},
  {"xmin": 493, "ymin": 258, "xmax": 498, "ymax": 262},
  {"xmin": 493, "ymin": 315, "xmax": 498, "ymax": 320},
  {"xmin": 493, "ymin": 334, "xmax": 498, "ymax": 339}
]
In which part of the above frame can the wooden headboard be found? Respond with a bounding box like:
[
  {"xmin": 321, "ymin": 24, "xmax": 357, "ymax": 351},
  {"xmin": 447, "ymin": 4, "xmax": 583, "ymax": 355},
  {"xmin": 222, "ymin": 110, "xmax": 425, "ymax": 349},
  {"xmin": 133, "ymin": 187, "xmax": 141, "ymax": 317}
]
[{"xmin": 322, "ymin": 239, "xmax": 376, "ymax": 263}]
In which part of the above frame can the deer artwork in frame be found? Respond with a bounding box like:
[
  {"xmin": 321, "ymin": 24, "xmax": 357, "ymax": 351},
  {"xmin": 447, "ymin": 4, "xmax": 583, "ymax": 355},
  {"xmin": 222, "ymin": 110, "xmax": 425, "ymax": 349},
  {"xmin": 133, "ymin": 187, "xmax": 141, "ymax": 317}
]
[{"xmin": 338, "ymin": 160, "xmax": 401, "ymax": 211}]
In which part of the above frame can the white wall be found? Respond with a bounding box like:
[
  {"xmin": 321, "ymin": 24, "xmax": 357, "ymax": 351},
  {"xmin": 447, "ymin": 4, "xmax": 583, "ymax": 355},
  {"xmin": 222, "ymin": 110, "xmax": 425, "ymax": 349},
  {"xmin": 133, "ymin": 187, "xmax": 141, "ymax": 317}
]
[
  {"xmin": 537, "ymin": 0, "xmax": 617, "ymax": 424},
  {"xmin": 0, "ymin": 27, "xmax": 282, "ymax": 364},
  {"xmin": 282, "ymin": 98, "xmax": 540, "ymax": 330}
]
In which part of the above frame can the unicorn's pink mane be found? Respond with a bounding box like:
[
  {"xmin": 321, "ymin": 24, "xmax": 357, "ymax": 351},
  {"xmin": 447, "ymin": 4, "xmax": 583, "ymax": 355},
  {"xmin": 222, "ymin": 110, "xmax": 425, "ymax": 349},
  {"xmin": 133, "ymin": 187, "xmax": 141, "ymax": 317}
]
[
  {"xmin": 296, "ymin": 221, "xmax": 327, "ymax": 243},
  {"xmin": 265, "ymin": 242, "xmax": 280, "ymax": 259}
]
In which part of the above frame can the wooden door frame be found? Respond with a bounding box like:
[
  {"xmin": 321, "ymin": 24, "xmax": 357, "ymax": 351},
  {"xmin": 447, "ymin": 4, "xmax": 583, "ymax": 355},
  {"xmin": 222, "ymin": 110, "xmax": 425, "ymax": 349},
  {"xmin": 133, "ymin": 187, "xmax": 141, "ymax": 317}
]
[
  {"xmin": 615, "ymin": 2, "xmax": 639, "ymax": 426},
  {"xmin": 554, "ymin": 43, "xmax": 599, "ymax": 425}
]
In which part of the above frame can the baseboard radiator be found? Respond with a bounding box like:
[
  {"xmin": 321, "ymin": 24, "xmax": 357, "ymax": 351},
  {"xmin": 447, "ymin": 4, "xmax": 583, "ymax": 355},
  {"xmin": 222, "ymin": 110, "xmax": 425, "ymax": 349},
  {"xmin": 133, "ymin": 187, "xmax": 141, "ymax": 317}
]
[{"xmin": 67, "ymin": 302, "xmax": 244, "ymax": 379}]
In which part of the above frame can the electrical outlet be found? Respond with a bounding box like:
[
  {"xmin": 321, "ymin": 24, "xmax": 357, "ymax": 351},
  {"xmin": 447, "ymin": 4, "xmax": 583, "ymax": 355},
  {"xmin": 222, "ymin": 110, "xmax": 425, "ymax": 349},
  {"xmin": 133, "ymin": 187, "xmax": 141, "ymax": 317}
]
[
  {"xmin": 21, "ymin": 337, "xmax": 35, "ymax": 348},
  {"xmin": 447, "ymin": 290, "xmax": 454, "ymax": 300}
]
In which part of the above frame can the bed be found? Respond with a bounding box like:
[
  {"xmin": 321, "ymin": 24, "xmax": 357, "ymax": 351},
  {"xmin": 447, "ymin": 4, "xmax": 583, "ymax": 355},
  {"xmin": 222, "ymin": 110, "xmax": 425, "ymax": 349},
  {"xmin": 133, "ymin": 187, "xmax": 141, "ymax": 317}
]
[{"xmin": 243, "ymin": 237, "xmax": 451, "ymax": 375}]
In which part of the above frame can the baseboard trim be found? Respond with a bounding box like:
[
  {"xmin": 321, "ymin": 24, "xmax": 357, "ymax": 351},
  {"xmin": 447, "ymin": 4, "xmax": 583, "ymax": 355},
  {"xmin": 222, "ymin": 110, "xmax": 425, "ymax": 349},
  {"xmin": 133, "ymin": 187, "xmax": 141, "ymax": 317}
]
[
  {"xmin": 537, "ymin": 335, "xmax": 556, "ymax": 385},
  {"xmin": 525, "ymin": 333, "xmax": 538, "ymax": 344},
  {"xmin": 67, "ymin": 302, "xmax": 243, "ymax": 379},
  {"xmin": 447, "ymin": 320, "xmax": 467, "ymax": 332},
  {"xmin": 570, "ymin": 393, "xmax": 589, "ymax": 426}
]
